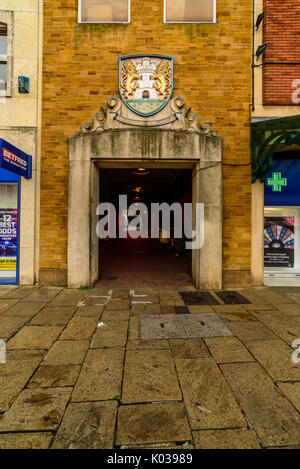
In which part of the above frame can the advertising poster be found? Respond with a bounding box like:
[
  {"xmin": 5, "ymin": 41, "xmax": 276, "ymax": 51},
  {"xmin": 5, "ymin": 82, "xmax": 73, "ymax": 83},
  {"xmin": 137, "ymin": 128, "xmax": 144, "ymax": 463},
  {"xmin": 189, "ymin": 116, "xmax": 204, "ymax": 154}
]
[
  {"xmin": 0, "ymin": 209, "xmax": 18, "ymax": 273},
  {"xmin": 264, "ymin": 216, "xmax": 295, "ymax": 268}
]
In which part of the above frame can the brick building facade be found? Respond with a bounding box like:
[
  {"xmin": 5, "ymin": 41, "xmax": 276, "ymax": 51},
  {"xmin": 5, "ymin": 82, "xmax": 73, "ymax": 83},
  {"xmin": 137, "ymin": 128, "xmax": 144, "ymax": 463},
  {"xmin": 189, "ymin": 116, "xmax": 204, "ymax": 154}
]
[
  {"xmin": 40, "ymin": 0, "xmax": 253, "ymax": 287},
  {"xmin": 263, "ymin": 0, "xmax": 300, "ymax": 106}
]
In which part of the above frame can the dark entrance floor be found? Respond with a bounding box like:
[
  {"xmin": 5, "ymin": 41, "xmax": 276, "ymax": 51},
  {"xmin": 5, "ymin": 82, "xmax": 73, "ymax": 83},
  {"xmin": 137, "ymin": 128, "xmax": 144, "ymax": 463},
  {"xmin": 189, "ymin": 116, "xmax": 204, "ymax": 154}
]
[{"xmin": 98, "ymin": 238, "xmax": 193, "ymax": 286}]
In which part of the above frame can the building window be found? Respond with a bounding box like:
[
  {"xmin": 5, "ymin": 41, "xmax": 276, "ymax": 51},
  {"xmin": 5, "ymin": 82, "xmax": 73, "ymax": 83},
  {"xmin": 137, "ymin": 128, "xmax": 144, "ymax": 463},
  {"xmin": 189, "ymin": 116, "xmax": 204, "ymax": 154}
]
[
  {"xmin": 78, "ymin": 0, "xmax": 130, "ymax": 23},
  {"xmin": 164, "ymin": 0, "xmax": 216, "ymax": 23},
  {"xmin": 0, "ymin": 23, "xmax": 7, "ymax": 91}
]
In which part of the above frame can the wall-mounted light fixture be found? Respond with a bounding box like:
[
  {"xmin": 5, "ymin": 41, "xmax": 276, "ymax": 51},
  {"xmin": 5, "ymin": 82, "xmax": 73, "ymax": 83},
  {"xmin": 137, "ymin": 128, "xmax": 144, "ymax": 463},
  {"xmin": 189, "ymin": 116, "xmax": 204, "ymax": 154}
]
[
  {"xmin": 256, "ymin": 12, "xmax": 264, "ymax": 30},
  {"xmin": 256, "ymin": 44, "xmax": 268, "ymax": 60}
]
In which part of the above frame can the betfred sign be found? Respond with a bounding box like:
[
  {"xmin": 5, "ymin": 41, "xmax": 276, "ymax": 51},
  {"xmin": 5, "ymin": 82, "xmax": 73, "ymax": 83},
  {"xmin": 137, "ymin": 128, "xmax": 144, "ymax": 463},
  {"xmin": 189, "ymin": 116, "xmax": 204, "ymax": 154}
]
[{"xmin": 0, "ymin": 139, "xmax": 32, "ymax": 179}]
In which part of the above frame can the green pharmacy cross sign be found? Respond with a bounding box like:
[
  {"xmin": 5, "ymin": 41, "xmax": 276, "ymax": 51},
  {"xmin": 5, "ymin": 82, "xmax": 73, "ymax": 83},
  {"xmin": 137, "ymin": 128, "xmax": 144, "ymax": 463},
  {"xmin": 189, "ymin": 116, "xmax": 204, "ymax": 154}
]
[{"xmin": 267, "ymin": 172, "xmax": 287, "ymax": 192}]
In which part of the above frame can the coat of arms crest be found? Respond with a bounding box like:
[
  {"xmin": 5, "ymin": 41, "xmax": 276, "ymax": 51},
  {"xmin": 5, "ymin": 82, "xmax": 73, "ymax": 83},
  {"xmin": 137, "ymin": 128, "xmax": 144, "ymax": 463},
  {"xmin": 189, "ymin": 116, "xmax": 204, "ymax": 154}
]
[{"xmin": 119, "ymin": 55, "xmax": 174, "ymax": 117}]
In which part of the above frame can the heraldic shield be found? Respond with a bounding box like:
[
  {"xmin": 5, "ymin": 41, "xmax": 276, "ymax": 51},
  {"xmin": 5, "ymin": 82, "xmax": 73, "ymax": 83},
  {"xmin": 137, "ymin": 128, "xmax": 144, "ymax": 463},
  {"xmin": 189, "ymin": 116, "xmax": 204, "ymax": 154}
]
[{"xmin": 119, "ymin": 55, "xmax": 174, "ymax": 117}]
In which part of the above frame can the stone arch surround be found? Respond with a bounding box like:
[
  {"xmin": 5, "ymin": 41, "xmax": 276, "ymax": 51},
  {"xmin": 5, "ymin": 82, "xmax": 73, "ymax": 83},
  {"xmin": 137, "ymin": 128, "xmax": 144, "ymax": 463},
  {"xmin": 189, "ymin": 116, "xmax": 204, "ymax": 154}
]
[{"xmin": 67, "ymin": 96, "xmax": 223, "ymax": 289}]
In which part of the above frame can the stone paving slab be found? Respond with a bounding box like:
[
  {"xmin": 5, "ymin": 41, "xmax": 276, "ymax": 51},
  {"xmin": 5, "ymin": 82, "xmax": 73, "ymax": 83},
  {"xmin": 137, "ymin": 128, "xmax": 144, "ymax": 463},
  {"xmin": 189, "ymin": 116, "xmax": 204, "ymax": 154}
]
[
  {"xmin": 52, "ymin": 401, "xmax": 118, "ymax": 449},
  {"xmin": 59, "ymin": 317, "xmax": 99, "ymax": 340},
  {"xmin": 2, "ymin": 286, "xmax": 37, "ymax": 299},
  {"xmin": 81, "ymin": 296, "xmax": 108, "ymax": 306},
  {"xmin": 7, "ymin": 325, "xmax": 62, "ymax": 350},
  {"xmin": 237, "ymin": 289, "xmax": 272, "ymax": 305},
  {"xmin": 131, "ymin": 303, "xmax": 161, "ymax": 315},
  {"xmin": 187, "ymin": 305, "xmax": 214, "ymax": 314},
  {"xmin": 112, "ymin": 289, "xmax": 130, "ymax": 299},
  {"xmin": 27, "ymin": 365, "xmax": 81, "ymax": 388},
  {"xmin": 246, "ymin": 339, "xmax": 300, "ymax": 381},
  {"xmin": 272, "ymin": 303, "xmax": 300, "ymax": 316},
  {"xmin": 0, "ymin": 286, "xmax": 18, "ymax": 298},
  {"xmin": 91, "ymin": 320, "xmax": 128, "ymax": 348},
  {"xmin": 205, "ymin": 337, "xmax": 255, "ymax": 363},
  {"xmin": 75, "ymin": 305, "xmax": 104, "ymax": 317},
  {"xmin": 252, "ymin": 289, "xmax": 295, "ymax": 305},
  {"xmin": 0, "ymin": 350, "xmax": 45, "ymax": 412},
  {"xmin": 168, "ymin": 339, "xmax": 210, "ymax": 358},
  {"xmin": 160, "ymin": 298, "xmax": 186, "ymax": 306},
  {"xmin": 0, "ymin": 432, "xmax": 53, "ymax": 449},
  {"xmin": 1, "ymin": 301, "xmax": 46, "ymax": 319},
  {"xmin": 30, "ymin": 306, "xmax": 76, "ymax": 325},
  {"xmin": 0, "ymin": 387, "xmax": 72, "ymax": 431},
  {"xmin": 50, "ymin": 290, "xmax": 86, "ymax": 306},
  {"xmin": 175, "ymin": 357, "xmax": 246, "ymax": 430},
  {"xmin": 116, "ymin": 403, "xmax": 192, "ymax": 446},
  {"xmin": 22, "ymin": 287, "xmax": 62, "ymax": 303},
  {"xmin": 193, "ymin": 429, "xmax": 260, "ymax": 449},
  {"xmin": 72, "ymin": 348, "xmax": 125, "ymax": 402},
  {"xmin": 212, "ymin": 308, "xmax": 256, "ymax": 322},
  {"xmin": 252, "ymin": 310, "xmax": 300, "ymax": 344},
  {"xmin": 131, "ymin": 294, "xmax": 160, "ymax": 304},
  {"xmin": 277, "ymin": 382, "xmax": 300, "ymax": 412},
  {"xmin": 227, "ymin": 321, "xmax": 278, "ymax": 342},
  {"xmin": 122, "ymin": 350, "xmax": 182, "ymax": 403},
  {"xmin": 42, "ymin": 340, "xmax": 89, "ymax": 366},
  {"xmin": 285, "ymin": 293, "xmax": 300, "ymax": 305},
  {"xmin": 0, "ymin": 316, "xmax": 29, "ymax": 341},
  {"xmin": 0, "ymin": 299, "xmax": 19, "ymax": 314},
  {"xmin": 220, "ymin": 362, "xmax": 300, "ymax": 447},
  {"xmin": 243, "ymin": 303, "xmax": 278, "ymax": 311},
  {"xmin": 105, "ymin": 299, "xmax": 130, "ymax": 311},
  {"xmin": 101, "ymin": 309, "xmax": 130, "ymax": 321}
]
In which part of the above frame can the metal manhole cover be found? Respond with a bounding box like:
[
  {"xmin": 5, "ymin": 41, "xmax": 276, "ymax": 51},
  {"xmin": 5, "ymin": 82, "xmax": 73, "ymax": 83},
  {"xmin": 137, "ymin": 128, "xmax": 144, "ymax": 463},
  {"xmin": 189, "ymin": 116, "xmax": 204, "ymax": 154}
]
[
  {"xmin": 179, "ymin": 291, "xmax": 219, "ymax": 305},
  {"xmin": 140, "ymin": 313, "xmax": 233, "ymax": 340},
  {"xmin": 215, "ymin": 291, "xmax": 251, "ymax": 304}
]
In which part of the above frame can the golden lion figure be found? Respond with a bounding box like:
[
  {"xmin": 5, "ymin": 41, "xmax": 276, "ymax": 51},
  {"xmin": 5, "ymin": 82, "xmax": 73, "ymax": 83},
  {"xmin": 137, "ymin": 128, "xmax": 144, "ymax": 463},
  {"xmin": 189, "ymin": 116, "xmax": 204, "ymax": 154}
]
[
  {"xmin": 121, "ymin": 60, "xmax": 141, "ymax": 100},
  {"xmin": 152, "ymin": 60, "xmax": 172, "ymax": 100}
]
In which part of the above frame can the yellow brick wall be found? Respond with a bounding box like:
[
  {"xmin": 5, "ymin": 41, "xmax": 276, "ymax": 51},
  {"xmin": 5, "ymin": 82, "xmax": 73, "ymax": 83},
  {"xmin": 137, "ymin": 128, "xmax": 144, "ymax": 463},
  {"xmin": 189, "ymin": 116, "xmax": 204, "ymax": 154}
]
[{"xmin": 41, "ymin": 0, "xmax": 252, "ymax": 278}]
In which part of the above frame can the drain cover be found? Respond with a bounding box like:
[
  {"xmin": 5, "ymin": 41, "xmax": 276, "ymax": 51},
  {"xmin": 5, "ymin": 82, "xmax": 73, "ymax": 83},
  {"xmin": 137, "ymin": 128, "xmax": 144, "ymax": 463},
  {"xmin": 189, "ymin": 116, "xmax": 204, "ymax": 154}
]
[
  {"xmin": 215, "ymin": 291, "xmax": 251, "ymax": 304},
  {"xmin": 140, "ymin": 313, "xmax": 233, "ymax": 340},
  {"xmin": 179, "ymin": 291, "xmax": 219, "ymax": 305}
]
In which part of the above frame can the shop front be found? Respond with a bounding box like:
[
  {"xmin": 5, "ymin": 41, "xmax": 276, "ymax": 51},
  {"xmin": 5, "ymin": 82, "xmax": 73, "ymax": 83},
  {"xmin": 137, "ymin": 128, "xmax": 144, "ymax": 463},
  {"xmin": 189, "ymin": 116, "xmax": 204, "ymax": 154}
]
[
  {"xmin": 0, "ymin": 138, "xmax": 32, "ymax": 285},
  {"xmin": 251, "ymin": 115, "xmax": 300, "ymax": 285}
]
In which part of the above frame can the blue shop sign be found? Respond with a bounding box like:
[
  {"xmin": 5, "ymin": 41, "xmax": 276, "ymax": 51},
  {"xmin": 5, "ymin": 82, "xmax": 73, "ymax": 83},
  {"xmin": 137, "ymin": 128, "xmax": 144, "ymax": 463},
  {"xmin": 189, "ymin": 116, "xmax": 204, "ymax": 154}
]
[
  {"xmin": 0, "ymin": 139, "xmax": 32, "ymax": 179},
  {"xmin": 265, "ymin": 159, "xmax": 300, "ymax": 206}
]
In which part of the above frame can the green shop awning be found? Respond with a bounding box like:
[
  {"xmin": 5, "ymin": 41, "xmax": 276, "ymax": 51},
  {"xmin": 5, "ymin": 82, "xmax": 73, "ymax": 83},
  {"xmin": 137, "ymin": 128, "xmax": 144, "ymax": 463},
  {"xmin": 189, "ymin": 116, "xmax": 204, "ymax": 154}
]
[{"xmin": 251, "ymin": 114, "xmax": 300, "ymax": 183}]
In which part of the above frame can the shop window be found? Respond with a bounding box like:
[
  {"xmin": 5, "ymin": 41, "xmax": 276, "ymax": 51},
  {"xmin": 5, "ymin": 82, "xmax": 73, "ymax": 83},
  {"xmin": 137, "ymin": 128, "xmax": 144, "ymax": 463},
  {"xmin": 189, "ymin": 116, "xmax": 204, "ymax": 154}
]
[
  {"xmin": 78, "ymin": 0, "xmax": 130, "ymax": 23},
  {"xmin": 0, "ymin": 180, "xmax": 18, "ymax": 285},
  {"xmin": 0, "ymin": 11, "xmax": 12, "ymax": 97},
  {"xmin": 164, "ymin": 0, "xmax": 216, "ymax": 23}
]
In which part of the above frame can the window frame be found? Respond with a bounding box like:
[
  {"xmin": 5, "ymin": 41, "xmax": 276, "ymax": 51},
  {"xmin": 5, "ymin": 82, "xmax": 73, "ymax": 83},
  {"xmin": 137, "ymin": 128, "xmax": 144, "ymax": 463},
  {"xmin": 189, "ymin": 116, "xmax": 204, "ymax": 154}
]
[
  {"xmin": 78, "ymin": 0, "xmax": 131, "ymax": 24},
  {"xmin": 163, "ymin": 0, "xmax": 216, "ymax": 24},
  {"xmin": 0, "ymin": 11, "xmax": 12, "ymax": 98}
]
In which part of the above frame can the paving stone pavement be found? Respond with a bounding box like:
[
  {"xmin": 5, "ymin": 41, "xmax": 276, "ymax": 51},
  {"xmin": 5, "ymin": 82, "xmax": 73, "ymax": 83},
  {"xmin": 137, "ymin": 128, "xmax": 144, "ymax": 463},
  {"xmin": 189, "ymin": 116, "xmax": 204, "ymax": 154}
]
[{"xmin": 0, "ymin": 285, "xmax": 299, "ymax": 449}]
